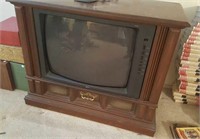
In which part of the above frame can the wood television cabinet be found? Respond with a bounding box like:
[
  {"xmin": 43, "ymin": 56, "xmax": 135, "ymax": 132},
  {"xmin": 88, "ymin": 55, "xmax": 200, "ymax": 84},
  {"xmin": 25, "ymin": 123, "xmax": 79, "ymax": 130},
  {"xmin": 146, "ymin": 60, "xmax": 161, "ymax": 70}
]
[{"xmin": 7, "ymin": 0, "xmax": 189, "ymax": 136}]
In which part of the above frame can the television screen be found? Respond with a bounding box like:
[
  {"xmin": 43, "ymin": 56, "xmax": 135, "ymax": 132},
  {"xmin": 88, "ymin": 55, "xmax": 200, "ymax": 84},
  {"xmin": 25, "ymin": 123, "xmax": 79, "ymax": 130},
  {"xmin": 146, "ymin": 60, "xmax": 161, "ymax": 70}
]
[{"xmin": 45, "ymin": 15, "xmax": 136, "ymax": 87}]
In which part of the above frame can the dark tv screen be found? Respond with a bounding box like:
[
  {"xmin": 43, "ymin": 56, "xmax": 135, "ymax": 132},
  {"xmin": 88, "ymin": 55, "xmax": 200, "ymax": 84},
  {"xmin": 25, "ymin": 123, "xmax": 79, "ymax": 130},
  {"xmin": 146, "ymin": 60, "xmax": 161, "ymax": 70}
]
[{"xmin": 45, "ymin": 15, "xmax": 136, "ymax": 87}]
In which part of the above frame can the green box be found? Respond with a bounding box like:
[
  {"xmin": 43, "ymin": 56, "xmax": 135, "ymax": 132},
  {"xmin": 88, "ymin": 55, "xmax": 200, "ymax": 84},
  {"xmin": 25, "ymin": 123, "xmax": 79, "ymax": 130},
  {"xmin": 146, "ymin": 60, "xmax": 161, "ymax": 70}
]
[{"xmin": 10, "ymin": 62, "xmax": 29, "ymax": 91}]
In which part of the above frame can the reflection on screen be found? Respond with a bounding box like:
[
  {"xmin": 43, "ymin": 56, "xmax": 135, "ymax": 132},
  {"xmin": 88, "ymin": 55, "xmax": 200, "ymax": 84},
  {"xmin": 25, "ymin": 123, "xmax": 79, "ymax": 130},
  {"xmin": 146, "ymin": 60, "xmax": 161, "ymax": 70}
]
[{"xmin": 45, "ymin": 15, "xmax": 136, "ymax": 87}]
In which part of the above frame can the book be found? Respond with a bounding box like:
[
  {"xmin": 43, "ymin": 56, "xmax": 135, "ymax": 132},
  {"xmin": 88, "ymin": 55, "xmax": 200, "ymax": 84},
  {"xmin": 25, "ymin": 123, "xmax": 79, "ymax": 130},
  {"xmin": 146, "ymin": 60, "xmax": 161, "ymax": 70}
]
[
  {"xmin": 176, "ymin": 127, "xmax": 200, "ymax": 139},
  {"xmin": 170, "ymin": 123, "xmax": 199, "ymax": 139},
  {"xmin": 188, "ymin": 35, "xmax": 200, "ymax": 41},
  {"xmin": 170, "ymin": 124, "xmax": 180, "ymax": 139},
  {"xmin": 192, "ymin": 26, "xmax": 200, "ymax": 32},
  {"xmin": 179, "ymin": 84, "xmax": 200, "ymax": 92},
  {"xmin": 179, "ymin": 70, "xmax": 200, "ymax": 76},
  {"xmin": 174, "ymin": 96, "xmax": 200, "ymax": 103},
  {"xmin": 181, "ymin": 60, "xmax": 200, "ymax": 68},
  {"xmin": 180, "ymin": 81, "xmax": 200, "ymax": 87},
  {"xmin": 179, "ymin": 88, "xmax": 200, "ymax": 96},
  {"xmin": 181, "ymin": 56, "xmax": 200, "ymax": 62},
  {"xmin": 186, "ymin": 27, "xmax": 200, "ymax": 44},
  {"xmin": 191, "ymin": 31, "xmax": 200, "ymax": 37},
  {"xmin": 183, "ymin": 48, "xmax": 200, "ymax": 54},
  {"xmin": 173, "ymin": 92, "xmax": 200, "ymax": 100},
  {"xmin": 179, "ymin": 75, "xmax": 200, "ymax": 83},
  {"xmin": 179, "ymin": 67, "xmax": 200, "ymax": 73},
  {"xmin": 186, "ymin": 39, "xmax": 200, "ymax": 45},
  {"xmin": 191, "ymin": 26, "xmax": 200, "ymax": 31},
  {"xmin": 179, "ymin": 82, "xmax": 200, "ymax": 90},
  {"xmin": 183, "ymin": 43, "xmax": 200, "ymax": 50},
  {"xmin": 174, "ymin": 99, "xmax": 200, "ymax": 105},
  {"xmin": 189, "ymin": 35, "xmax": 200, "ymax": 41},
  {"xmin": 181, "ymin": 52, "xmax": 200, "ymax": 59}
]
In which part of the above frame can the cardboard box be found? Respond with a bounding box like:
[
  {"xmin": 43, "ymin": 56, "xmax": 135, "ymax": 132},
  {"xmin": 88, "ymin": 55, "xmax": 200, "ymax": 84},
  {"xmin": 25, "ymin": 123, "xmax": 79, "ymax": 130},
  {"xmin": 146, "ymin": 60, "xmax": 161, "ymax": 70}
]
[
  {"xmin": 0, "ymin": 17, "xmax": 20, "ymax": 47},
  {"xmin": 10, "ymin": 62, "xmax": 28, "ymax": 91},
  {"xmin": 0, "ymin": 60, "xmax": 15, "ymax": 90}
]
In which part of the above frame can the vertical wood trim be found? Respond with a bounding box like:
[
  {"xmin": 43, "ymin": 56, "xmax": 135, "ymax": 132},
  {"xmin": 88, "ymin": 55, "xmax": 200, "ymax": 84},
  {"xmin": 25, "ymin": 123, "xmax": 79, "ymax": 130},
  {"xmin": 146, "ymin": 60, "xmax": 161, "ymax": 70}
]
[
  {"xmin": 145, "ymin": 107, "xmax": 156, "ymax": 121},
  {"xmin": 99, "ymin": 96, "xmax": 108, "ymax": 109},
  {"xmin": 15, "ymin": 6, "xmax": 34, "ymax": 76},
  {"xmin": 135, "ymin": 104, "xmax": 147, "ymax": 119},
  {"xmin": 140, "ymin": 26, "xmax": 168, "ymax": 101},
  {"xmin": 25, "ymin": 7, "xmax": 41, "ymax": 77},
  {"xmin": 69, "ymin": 89, "xmax": 79, "ymax": 101},
  {"xmin": 28, "ymin": 79, "xmax": 35, "ymax": 93},
  {"xmin": 149, "ymin": 28, "xmax": 181, "ymax": 103},
  {"xmin": 35, "ymin": 80, "xmax": 46, "ymax": 94}
]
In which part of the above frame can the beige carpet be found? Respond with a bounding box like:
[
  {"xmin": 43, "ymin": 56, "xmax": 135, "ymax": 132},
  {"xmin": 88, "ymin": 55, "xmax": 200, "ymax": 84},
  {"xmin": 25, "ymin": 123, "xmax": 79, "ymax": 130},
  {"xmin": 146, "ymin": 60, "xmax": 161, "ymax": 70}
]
[{"xmin": 0, "ymin": 89, "xmax": 199, "ymax": 139}]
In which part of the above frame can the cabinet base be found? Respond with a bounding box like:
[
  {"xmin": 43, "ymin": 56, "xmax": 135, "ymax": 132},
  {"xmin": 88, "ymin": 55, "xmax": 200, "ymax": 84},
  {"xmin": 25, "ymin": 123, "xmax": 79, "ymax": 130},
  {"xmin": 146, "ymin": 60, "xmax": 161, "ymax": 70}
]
[{"xmin": 25, "ymin": 93, "xmax": 156, "ymax": 136}]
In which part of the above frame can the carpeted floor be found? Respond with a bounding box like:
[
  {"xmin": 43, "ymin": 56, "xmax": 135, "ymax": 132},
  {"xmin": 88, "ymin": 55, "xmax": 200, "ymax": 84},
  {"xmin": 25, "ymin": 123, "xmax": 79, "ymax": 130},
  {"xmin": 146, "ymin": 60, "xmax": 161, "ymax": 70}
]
[{"xmin": 0, "ymin": 89, "xmax": 199, "ymax": 139}]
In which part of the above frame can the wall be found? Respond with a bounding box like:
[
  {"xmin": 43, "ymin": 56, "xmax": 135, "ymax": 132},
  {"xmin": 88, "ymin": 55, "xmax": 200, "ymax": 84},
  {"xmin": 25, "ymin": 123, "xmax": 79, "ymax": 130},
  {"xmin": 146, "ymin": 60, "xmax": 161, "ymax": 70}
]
[
  {"xmin": 156, "ymin": 0, "xmax": 199, "ymax": 21},
  {"xmin": 0, "ymin": 0, "xmax": 15, "ymax": 22},
  {"xmin": 0, "ymin": 0, "xmax": 200, "ymax": 87}
]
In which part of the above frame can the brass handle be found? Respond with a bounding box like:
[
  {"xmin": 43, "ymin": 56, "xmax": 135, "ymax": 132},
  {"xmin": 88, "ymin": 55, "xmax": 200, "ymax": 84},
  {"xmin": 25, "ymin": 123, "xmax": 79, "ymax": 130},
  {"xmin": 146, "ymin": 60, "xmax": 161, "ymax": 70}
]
[{"xmin": 80, "ymin": 91, "xmax": 97, "ymax": 101}]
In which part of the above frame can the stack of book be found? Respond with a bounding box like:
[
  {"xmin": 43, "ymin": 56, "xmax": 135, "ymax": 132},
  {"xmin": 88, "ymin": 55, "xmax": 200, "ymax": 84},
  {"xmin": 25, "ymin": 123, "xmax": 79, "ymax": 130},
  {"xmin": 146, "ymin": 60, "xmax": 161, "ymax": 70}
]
[
  {"xmin": 0, "ymin": 17, "xmax": 23, "ymax": 63},
  {"xmin": 0, "ymin": 17, "xmax": 28, "ymax": 91},
  {"xmin": 170, "ymin": 123, "xmax": 200, "ymax": 139},
  {"xmin": 173, "ymin": 23, "xmax": 200, "ymax": 105}
]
